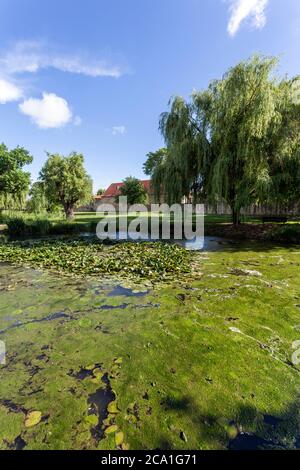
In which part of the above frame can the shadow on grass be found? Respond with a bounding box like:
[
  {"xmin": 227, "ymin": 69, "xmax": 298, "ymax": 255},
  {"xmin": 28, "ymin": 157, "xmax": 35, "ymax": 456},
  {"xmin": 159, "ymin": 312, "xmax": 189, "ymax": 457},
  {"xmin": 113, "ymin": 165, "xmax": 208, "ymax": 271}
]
[{"xmin": 160, "ymin": 393, "xmax": 300, "ymax": 450}]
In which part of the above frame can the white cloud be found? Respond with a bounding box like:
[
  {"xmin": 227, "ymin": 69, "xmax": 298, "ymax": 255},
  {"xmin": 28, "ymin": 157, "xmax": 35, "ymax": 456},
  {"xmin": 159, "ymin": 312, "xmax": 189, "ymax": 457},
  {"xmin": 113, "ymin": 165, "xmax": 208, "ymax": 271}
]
[
  {"xmin": 227, "ymin": 0, "xmax": 269, "ymax": 36},
  {"xmin": 19, "ymin": 92, "xmax": 73, "ymax": 129},
  {"xmin": 112, "ymin": 125, "xmax": 126, "ymax": 135},
  {"xmin": 0, "ymin": 41, "xmax": 124, "ymax": 127},
  {"xmin": 0, "ymin": 40, "xmax": 123, "ymax": 78},
  {"xmin": 0, "ymin": 78, "xmax": 22, "ymax": 103}
]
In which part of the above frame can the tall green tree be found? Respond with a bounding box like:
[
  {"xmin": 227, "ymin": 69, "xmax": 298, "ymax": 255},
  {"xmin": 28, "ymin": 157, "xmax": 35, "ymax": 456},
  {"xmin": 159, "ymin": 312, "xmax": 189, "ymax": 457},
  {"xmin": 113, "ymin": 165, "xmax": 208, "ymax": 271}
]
[
  {"xmin": 27, "ymin": 182, "xmax": 48, "ymax": 214},
  {"xmin": 27, "ymin": 181, "xmax": 61, "ymax": 214},
  {"xmin": 39, "ymin": 152, "xmax": 93, "ymax": 219},
  {"xmin": 157, "ymin": 55, "xmax": 300, "ymax": 224},
  {"xmin": 117, "ymin": 177, "xmax": 148, "ymax": 205},
  {"xmin": 0, "ymin": 143, "xmax": 32, "ymax": 210},
  {"xmin": 143, "ymin": 148, "xmax": 169, "ymax": 203},
  {"xmin": 96, "ymin": 188, "xmax": 105, "ymax": 197},
  {"xmin": 261, "ymin": 77, "xmax": 300, "ymax": 210},
  {"xmin": 143, "ymin": 148, "xmax": 168, "ymax": 176}
]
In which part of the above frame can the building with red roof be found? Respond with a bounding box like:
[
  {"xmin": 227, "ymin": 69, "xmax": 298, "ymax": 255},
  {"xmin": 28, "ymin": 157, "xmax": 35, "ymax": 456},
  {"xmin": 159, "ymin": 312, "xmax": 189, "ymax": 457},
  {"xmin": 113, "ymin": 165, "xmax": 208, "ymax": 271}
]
[{"xmin": 95, "ymin": 179, "xmax": 160, "ymax": 206}]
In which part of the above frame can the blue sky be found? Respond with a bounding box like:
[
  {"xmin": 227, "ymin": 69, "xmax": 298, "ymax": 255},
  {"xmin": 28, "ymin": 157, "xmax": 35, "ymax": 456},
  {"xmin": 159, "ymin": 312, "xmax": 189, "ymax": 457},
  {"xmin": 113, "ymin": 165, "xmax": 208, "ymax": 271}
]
[{"xmin": 0, "ymin": 0, "xmax": 300, "ymax": 192}]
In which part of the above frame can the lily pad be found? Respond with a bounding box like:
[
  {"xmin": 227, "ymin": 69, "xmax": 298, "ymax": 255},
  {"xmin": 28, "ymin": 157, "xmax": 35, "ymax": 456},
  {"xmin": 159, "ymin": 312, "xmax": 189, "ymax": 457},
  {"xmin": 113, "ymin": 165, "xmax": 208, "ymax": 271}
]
[
  {"xmin": 93, "ymin": 368, "xmax": 102, "ymax": 377},
  {"xmin": 115, "ymin": 431, "xmax": 124, "ymax": 446},
  {"xmin": 25, "ymin": 411, "xmax": 42, "ymax": 428},
  {"xmin": 225, "ymin": 424, "xmax": 239, "ymax": 439},
  {"xmin": 91, "ymin": 377, "xmax": 101, "ymax": 384},
  {"xmin": 104, "ymin": 424, "xmax": 118, "ymax": 435},
  {"xmin": 114, "ymin": 357, "xmax": 123, "ymax": 365},
  {"xmin": 107, "ymin": 401, "xmax": 119, "ymax": 414},
  {"xmin": 103, "ymin": 416, "xmax": 114, "ymax": 427},
  {"xmin": 125, "ymin": 414, "xmax": 137, "ymax": 424},
  {"xmin": 85, "ymin": 415, "xmax": 98, "ymax": 426}
]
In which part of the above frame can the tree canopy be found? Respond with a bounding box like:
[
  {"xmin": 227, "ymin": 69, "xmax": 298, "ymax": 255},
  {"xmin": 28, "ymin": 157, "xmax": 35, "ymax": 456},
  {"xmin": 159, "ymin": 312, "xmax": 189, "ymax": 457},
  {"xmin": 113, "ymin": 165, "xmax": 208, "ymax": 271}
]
[
  {"xmin": 39, "ymin": 152, "xmax": 93, "ymax": 219},
  {"xmin": 117, "ymin": 177, "xmax": 148, "ymax": 206},
  {"xmin": 143, "ymin": 148, "xmax": 168, "ymax": 176},
  {"xmin": 0, "ymin": 143, "xmax": 33, "ymax": 210},
  {"xmin": 152, "ymin": 55, "xmax": 300, "ymax": 223},
  {"xmin": 96, "ymin": 188, "xmax": 105, "ymax": 196},
  {"xmin": 27, "ymin": 181, "xmax": 61, "ymax": 214}
]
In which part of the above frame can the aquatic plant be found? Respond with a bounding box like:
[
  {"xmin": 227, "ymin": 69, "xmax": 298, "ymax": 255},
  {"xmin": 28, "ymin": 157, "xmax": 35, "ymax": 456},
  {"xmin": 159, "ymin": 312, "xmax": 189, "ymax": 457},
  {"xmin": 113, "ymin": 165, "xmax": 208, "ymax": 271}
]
[{"xmin": 0, "ymin": 239, "xmax": 191, "ymax": 280}]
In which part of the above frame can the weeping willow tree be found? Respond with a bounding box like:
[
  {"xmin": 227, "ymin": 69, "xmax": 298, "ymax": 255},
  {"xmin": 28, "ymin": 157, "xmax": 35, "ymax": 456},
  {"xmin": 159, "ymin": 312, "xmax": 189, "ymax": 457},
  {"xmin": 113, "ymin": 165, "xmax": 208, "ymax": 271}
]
[
  {"xmin": 151, "ymin": 55, "xmax": 300, "ymax": 224},
  {"xmin": 158, "ymin": 95, "xmax": 211, "ymax": 204},
  {"xmin": 26, "ymin": 181, "xmax": 61, "ymax": 214},
  {"xmin": 0, "ymin": 143, "xmax": 32, "ymax": 213},
  {"xmin": 260, "ymin": 77, "xmax": 300, "ymax": 211}
]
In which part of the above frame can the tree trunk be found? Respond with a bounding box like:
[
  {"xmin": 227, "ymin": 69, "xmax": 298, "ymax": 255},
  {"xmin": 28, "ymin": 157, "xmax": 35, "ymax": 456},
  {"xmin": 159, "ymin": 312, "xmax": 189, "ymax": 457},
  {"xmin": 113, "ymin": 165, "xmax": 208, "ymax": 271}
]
[
  {"xmin": 232, "ymin": 207, "xmax": 241, "ymax": 226},
  {"xmin": 64, "ymin": 206, "xmax": 74, "ymax": 220}
]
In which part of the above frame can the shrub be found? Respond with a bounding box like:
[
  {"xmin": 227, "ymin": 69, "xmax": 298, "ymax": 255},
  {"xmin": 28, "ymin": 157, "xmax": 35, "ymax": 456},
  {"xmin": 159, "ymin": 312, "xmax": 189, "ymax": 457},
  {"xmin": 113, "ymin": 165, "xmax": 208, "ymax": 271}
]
[
  {"xmin": 4, "ymin": 215, "xmax": 95, "ymax": 237},
  {"xmin": 4, "ymin": 216, "xmax": 28, "ymax": 236},
  {"xmin": 30, "ymin": 219, "xmax": 52, "ymax": 236},
  {"xmin": 50, "ymin": 222, "xmax": 90, "ymax": 235},
  {"xmin": 267, "ymin": 224, "xmax": 300, "ymax": 243},
  {"xmin": 4, "ymin": 215, "xmax": 52, "ymax": 237}
]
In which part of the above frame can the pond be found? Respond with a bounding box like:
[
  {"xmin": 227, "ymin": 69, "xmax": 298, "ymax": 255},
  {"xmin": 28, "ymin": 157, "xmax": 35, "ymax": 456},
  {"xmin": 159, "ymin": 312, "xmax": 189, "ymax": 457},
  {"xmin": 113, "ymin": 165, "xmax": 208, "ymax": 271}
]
[{"xmin": 0, "ymin": 238, "xmax": 300, "ymax": 450}]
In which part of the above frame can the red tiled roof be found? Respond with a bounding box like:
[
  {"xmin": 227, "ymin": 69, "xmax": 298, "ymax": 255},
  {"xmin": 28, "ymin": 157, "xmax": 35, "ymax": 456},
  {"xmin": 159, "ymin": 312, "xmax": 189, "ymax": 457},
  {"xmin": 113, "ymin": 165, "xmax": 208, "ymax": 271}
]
[{"xmin": 101, "ymin": 180, "xmax": 152, "ymax": 198}]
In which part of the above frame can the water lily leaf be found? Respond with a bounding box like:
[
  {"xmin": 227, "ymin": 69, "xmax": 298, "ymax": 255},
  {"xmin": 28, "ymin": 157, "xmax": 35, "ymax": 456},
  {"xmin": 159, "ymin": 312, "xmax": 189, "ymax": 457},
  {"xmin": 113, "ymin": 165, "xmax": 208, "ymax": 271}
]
[
  {"xmin": 0, "ymin": 239, "xmax": 191, "ymax": 283},
  {"xmin": 115, "ymin": 431, "xmax": 124, "ymax": 446},
  {"xmin": 103, "ymin": 416, "xmax": 114, "ymax": 427},
  {"xmin": 85, "ymin": 415, "xmax": 98, "ymax": 426},
  {"xmin": 110, "ymin": 364, "xmax": 120, "ymax": 374},
  {"xmin": 225, "ymin": 424, "xmax": 238, "ymax": 439},
  {"xmin": 91, "ymin": 377, "xmax": 101, "ymax": 384},
  {"xmin": 105, "ymin": 424, "xmax": 118, "ymax": 435},
  {"xmin": 125, "ymin": 414, "xmax": 137, "ymax": 424},
  {"xmin": 93, "ymin": 368, "xmax": 103, "ymax": 379},
  {"xmin": 114, "ymin": 357, "xmax": 123, "ymax": 365},
  {"xmin": 107, "ymin": 401, "xmax": 119, "ymax": 414},
  {"xmin": 25, "ymin": 411, "xmax": 42, "ymax": 428}
]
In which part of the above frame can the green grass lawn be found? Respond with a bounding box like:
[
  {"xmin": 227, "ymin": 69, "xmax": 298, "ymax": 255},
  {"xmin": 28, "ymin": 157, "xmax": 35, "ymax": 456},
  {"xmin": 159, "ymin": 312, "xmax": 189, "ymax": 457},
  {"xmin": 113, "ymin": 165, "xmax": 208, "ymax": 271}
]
[
  {"xmin": 70, "ymin": 212, "xmax": 299, "ymax": 225},
  {"xmin": 66, "ymin": 212, "xmax": 260, "ymax": 226},
  {"xmin": 1, "ymin": 211, "xmax": 299, "ymax": 242},
  {"xmin": 2, "ymin": 210, "xmax": 299, "ymax": 227}
]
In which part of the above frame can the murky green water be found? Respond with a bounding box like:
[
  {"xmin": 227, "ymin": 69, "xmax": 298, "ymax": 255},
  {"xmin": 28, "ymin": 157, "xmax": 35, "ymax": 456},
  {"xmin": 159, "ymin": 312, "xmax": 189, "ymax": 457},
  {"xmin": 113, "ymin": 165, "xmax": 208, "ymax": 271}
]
[{"xmin": 0, "ymin": 240, "xmax": 300, "ymax": 450}]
